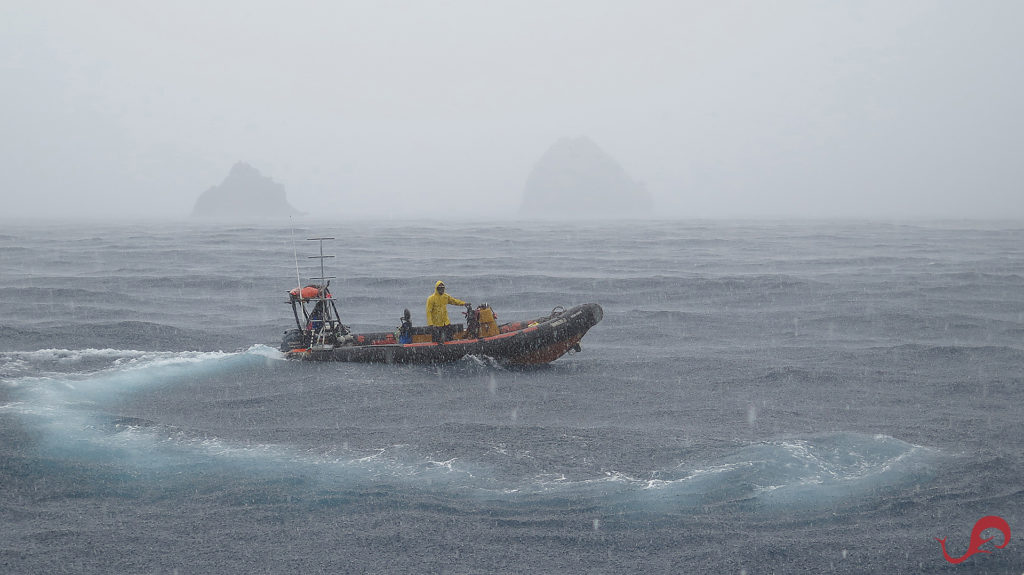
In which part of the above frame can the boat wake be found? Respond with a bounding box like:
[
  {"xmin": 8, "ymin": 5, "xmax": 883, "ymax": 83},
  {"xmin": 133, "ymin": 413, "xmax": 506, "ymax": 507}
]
[
  {"xmin": 1, "ymin": 347, "xmax": 937, "ymax": 514},
  {"xmin": 525, "ymin": 433, "xmax": 936, "ymax": 513}
]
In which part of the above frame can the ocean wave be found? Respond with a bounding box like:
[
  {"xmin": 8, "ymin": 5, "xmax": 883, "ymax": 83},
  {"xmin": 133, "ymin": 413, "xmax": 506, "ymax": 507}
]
[
  {"xmin": 0, "ymin": 286, "xmax": 144, "ymax": 302},
  {"xmin": 497, "ymin": 432, "xmax": 936, "ymax": 513},
  {"xmin": 1, "ymin": 345, "xmax": 282, "ymax": 397},
  {"xmin": 0, "ymin": 321, "xmax": 231, "ymax": 353},
  {"xmin": 882, "ymin": 343, "xmax": 1024, "ymax": 362},
  {"xmin": 757, "ymin": 366, "xmax": 842, "ymax": 385}
]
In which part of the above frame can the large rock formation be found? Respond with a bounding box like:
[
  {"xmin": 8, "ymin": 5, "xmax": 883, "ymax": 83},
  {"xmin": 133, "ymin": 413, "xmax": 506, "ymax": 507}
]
[
  {"xmin": 192, "ymin": 162, "xmax": 300, "ymax": 218},
  {"xmin": 521, "ymin": 137, "xmax": 652, "ymax": 217}
]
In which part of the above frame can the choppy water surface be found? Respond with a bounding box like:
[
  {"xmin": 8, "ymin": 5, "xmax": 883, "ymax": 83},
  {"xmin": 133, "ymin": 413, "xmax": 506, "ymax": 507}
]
[{"xmin": 1, "ymin": 220, "xmax": 1022, "ymax": 573}]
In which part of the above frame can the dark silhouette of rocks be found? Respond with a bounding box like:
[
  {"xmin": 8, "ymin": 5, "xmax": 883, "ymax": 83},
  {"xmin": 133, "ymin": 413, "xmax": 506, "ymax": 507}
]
[
  {"xmin": 192, "ymin": 162, "xmax": 300, "ymax": 218},
  {"xmin": 521, "ymin": 136, "xmax": 652, "ymax": 217}
]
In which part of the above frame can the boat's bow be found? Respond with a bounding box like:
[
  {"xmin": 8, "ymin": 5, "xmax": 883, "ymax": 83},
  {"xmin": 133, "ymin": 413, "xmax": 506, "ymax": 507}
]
[{"xmin": 501, "ymin": 302, "xmax": 603, "ymax": 365}]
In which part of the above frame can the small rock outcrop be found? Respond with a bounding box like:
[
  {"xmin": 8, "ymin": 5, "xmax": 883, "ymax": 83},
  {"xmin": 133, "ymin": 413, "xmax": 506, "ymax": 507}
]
[
  {"xmin": 520, "ymin": 137, "xmax": 652, "ymax": 217},
  {"xmin": 192, "ymin": 162, "xmax": 300, "ymax": 218}
]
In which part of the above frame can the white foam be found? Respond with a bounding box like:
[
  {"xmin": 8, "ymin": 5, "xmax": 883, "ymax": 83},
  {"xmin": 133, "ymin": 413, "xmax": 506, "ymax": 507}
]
[
  {"xmin": 504, "ymin": 433, "xmax": 936, "ymax": 510},
  {"xmin": 5, "ymin": 348, "xmax": 940, "ymax": 512},
  {"xmin": 243, "ymin": 344, "xmax": 286, "ymax": 361}
]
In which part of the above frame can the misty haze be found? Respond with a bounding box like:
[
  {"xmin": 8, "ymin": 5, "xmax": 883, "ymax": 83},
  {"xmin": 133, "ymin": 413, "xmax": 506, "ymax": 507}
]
[{"xmin": 2, "ymin": 1, "xmax": 1022, "ymax": 220}]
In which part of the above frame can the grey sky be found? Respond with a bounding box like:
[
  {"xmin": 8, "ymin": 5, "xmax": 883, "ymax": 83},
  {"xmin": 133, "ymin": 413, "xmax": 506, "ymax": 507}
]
[{"xmin": 2, "ymin": 1, "xmax": 1022, "ymax": 219}]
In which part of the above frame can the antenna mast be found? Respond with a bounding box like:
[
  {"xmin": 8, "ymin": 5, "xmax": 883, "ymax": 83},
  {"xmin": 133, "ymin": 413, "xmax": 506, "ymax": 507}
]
[
  {"xmin": 307, "ymin": 236, "xmax": 336, "ymax": 287},
  {"xmin": 305, "ymin": 236, "xmax": 338, "ymax": 349},
  {"xmin": 290, "ymin": 218, "xmax": 301, "ymax": 292}
]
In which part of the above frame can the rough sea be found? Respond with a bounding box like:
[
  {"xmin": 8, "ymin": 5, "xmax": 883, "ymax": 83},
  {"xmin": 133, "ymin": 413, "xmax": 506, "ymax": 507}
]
[{"xmin": 1, "ymin": 219, "xmax": 1021, "ymax": 574}]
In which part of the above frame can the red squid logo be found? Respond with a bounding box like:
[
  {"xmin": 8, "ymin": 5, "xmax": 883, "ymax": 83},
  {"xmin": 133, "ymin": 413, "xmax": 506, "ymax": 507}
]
[{"xmin": 936, "ymin": 515, "xmax": 1011, "ymax": 564}]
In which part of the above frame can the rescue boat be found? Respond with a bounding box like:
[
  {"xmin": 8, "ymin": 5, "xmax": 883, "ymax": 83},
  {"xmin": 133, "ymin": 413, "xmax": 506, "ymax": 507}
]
[{"xmin": 279, "ymin": 238, "xmax": 602, "ymax": 365}]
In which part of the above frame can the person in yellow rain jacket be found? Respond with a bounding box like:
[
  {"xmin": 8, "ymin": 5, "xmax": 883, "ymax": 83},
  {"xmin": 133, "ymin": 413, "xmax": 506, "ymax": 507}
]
[{"xmin": 426, "ymin": 281, "xmax": 468, "ymax": 342}]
